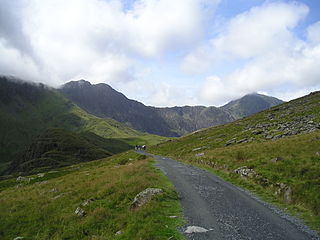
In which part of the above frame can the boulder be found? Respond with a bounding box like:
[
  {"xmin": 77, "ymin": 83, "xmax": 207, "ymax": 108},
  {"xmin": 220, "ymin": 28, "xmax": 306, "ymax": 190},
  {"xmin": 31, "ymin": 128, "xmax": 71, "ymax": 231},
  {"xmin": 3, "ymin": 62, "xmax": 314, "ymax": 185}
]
[
  {"xmin": 271, "ymin": 157, "xmax": 283, "ymax": 163},
  {"xmin": 131, "ymin": 188, "xmax": 163, "ymax": 208},
  {"xmin": 225, "ymin": 138, "xmax": 236, "ymax": 146},
  {"xmin": 74, "ymin": 207, "xmax": 86, "ymax": 217},
  {"xmin": 234, "ymin": 166, "xmax": 257, "ymax": 178}
]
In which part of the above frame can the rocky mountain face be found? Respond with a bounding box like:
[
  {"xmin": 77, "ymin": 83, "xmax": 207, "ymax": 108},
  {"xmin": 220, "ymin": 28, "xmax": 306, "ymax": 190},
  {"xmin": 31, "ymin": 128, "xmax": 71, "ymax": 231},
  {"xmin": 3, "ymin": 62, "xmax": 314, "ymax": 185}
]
[
  {"xmin": 221, "ymin": 93, "xmax": 284, "ymax": 119},
  {"xmin": 60, "ymin": 80, "xmax": 176, "ymax": 136},
  {"xmin": 61, "ymin": 80, "xmax": 284, "ymax": 136},
  {"xmin": 155, "ymin": 106, "xmax": 235, "ymax": 136}
]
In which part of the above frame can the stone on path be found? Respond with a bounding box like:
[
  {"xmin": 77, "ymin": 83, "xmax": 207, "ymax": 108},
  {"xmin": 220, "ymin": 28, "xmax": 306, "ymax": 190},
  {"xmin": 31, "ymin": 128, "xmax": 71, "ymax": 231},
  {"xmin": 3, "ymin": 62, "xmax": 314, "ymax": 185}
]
[{"xmin": 185, "ymin": 226, "xmax": 211, "ymax": 233}]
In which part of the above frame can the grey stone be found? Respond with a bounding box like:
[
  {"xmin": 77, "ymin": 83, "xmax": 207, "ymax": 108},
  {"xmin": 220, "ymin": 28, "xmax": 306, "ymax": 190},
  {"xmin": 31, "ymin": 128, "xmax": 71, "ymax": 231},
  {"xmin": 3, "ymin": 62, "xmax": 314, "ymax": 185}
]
[
  {"xmin": 284, "ymin": 186, "xmax": 292, "ymax": 204},
  {"xmin": 195, "ymin": 152, "xmax": 205, "ymax": 157},
  {"xmin": 192, "ymin": 147, "xmax": 202, "ymax": 152},
  {"xmin": 74, "ymin": 207, "xmax": 86, "ymax": 217},
  {"xmin": 271, "ymin": 157, "xmax": 283, "ymax": 163},
  {"xmin": 131, "ymin": 188, "xmax": 163, "ymax": 208},
  {"xmin": 237, "ymin": 138, "xmax": 248, "ymax": 144},
  {"xmin": 234, "ymin": 166, "xmax": 257, "ymax": 178},
  {"xmin": 16, "ymin": 176, "xmax": 30, "ymax": 182},
  {"xmin": 225, "ymin": 138, "xmax": 236, "ymax": 146},
  {"xmin": 185, "ymin": 226, "xmax": 211, "ymax": 233},
  {"xmin": 13, "ymin": 237, "xmax": 25, "ymax": 240},
  {"xmin": 115, "ymin": 230, "xmax": 123, "ymax": 235}
]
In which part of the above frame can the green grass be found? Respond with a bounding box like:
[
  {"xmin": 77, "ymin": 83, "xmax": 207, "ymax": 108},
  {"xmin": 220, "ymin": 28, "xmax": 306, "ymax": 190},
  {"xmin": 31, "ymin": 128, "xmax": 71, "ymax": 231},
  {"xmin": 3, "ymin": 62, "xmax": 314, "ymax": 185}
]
[
  {"xmin": 0, "ymin": 151, "xmax": 185, "ymax": 240},
  {"xmin": 0, "ymin": 82, "xmax": 168, "ymax": 174},
  {"xmin": 149, "ymin": 91, "xmax": 320, "ymax": 232}
]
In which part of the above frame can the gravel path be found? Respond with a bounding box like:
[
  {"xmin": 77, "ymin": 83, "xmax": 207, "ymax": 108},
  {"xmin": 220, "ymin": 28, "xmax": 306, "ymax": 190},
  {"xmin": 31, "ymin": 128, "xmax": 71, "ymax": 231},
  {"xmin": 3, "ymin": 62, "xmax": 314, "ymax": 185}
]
[{"xmin": 140, "ymin": 151, "xmax": 319, "ymax": 240}]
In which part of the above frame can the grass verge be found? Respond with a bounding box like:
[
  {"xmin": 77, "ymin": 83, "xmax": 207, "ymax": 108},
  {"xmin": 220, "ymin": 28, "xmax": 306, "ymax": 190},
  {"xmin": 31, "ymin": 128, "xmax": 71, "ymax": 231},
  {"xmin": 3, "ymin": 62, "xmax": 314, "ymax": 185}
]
[{"xmin": 0, "ymin": 151, "xmax": 185, "ymax": 240}]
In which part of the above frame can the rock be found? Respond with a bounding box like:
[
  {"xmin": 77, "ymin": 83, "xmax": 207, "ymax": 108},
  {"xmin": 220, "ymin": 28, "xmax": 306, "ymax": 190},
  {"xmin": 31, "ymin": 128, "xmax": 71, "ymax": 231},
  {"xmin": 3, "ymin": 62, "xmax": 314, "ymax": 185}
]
[
  {"xmin": 265, "ymin": 135, "xmax": 273, "ymax": 140},
  {"xmin": 234, "ymin": 166, "xmax": 257, "ymax": 178},
  {"xmin": 37, "ymin": 173, "xmax": 45, "ymax": 178},
  {"xmin": 168, "ymin": 215, "xmax": 177, "ymax": 218},
  {"xmin": 316, "ymin": 152, "xmax": 320, "ymax": 156},
  {"xmin": 225, "ymin": 138, "xmax": 236, "ymax": 146},
  {"xmin": 115, "ymin": 230, "xmax": 123, "ymax": 235},
  {"xmin": 81, "ymin": 199, "xmax": 94, "ymax": 207},
  {"xmin": 192, "ymin": 147, "xmax": 202, "ymax": 152},
  {"xmin": 252, "ymin": 130, "xmax": 263, "ymax": 135},
  {"xmin": 271, "ymin": 157, "xmax": 283, "ymax": 163},
  {"xmin": 195, "ymin": 152, "xmax": 204, "ymax": 157},
  {"xmin": 14, "ymin": 237, "xmax": 25, "ymax": 240},
  {"xmin": 131, "ymin": 188, "xmax": 163, "ymax": 208},
  {"xmin": 236, "ymin": 138, "xmax": 248, "ymax": 144},
  {"xmin": 74, "ymin": 207, "xmax": 86, "ymax": 217},
  {"xmin": 185, "ymin": 226, "xmax": 211, "ymax": 233},
  {"xmin": 284, "ymin": 186, "xmax": 292, "ymax": 204},
  {"xmin": 16, "ymin": 176, "xmax": 30, "ymax": 182}
]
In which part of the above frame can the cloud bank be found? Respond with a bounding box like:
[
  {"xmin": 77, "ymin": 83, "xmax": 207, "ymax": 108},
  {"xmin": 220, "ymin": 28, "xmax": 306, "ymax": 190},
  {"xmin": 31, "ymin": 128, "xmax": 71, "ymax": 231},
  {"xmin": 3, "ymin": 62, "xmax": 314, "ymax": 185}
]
[
  {"xmin": 183, "ymin": 2, "xmax": 320, "ymax": 105},
  {"xmin": 0, "ymin": 0, "xmax": 218, "ymax": 86},
  {"xmin": 0, "ymin": 0, "xmax": 319, "ymax": 106}
]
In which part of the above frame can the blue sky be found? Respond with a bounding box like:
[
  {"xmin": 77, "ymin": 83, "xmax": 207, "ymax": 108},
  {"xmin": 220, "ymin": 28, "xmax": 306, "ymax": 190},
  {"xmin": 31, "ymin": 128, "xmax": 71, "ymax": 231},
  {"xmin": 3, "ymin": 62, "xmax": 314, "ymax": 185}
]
[{"xmin": 0, "ymin": 0, "xmax": 319, "ymax": 106}]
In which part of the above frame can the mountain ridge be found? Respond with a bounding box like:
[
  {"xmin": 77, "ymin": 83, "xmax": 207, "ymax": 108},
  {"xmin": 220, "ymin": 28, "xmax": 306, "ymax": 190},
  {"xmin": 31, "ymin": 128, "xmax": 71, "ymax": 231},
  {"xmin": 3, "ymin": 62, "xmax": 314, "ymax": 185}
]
[{"xmin": 60, "ymin": 80, "xmax": 284, "ymax": 136}]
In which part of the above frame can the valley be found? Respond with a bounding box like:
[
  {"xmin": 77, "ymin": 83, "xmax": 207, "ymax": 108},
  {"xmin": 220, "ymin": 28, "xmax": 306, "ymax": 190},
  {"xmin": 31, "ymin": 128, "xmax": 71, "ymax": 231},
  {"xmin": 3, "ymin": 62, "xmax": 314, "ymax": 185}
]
[{"xmin": 0, "ymin": 76, "xmax": 319, "ymax": 239}]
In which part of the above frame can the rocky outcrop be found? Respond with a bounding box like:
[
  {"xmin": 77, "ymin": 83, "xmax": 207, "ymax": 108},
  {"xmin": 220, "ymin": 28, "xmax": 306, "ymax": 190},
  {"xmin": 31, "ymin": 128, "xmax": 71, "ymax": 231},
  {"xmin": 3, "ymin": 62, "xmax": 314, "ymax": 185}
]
[
  {"xmin": 131, "ymin": 188, "xmax": 163, "ymax": 208},
  {"xmin": 233, "ymin": 166, "xmax": 257, "ymax": 178}
]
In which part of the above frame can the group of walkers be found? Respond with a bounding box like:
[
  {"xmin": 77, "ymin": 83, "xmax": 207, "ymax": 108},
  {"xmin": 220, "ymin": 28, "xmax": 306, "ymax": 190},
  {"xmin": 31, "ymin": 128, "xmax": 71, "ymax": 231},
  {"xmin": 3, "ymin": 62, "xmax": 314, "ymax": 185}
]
[{"xmin": 135, "ymin": 145, "xmax": 146, "ymax": 150}]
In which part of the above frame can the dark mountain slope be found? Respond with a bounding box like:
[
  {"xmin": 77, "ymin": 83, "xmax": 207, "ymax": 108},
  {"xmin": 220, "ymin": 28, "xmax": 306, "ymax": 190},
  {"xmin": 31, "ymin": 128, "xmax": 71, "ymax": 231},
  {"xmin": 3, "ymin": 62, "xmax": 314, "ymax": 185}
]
[
  {"xmin": 10, "ymin": 128, "xmax": 112, "ymax": 174},
  {"xmin": 60, "ymin": 80, "xmax": 177, "ymax": 136},
  {"xmin": 0, "ymin": 76, "xmax": 165, "ymax": 174},
  {"xmin": 221, "ymin": 93, "xmax": 284, "ymax": 119}
]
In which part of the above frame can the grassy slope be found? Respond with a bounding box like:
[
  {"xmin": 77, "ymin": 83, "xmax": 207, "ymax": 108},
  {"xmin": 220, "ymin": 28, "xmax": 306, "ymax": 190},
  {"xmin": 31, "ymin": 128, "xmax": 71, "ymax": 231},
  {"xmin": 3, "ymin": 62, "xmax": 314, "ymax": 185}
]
[
  {"xmin": 150, "ymin": 91, "xmax": 320, "ymax": 231},
  {"xmin": 0, "ymin": 84, "xmax": 167, "ymax": 174},
  {"xmin": 0, "ymin": 152, "xmax": 184, "ymax": 240}
]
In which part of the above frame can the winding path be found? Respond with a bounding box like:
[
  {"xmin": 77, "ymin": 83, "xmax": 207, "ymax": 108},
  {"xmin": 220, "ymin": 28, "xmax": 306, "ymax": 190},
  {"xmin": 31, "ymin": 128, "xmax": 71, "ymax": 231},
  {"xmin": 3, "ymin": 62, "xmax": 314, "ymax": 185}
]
[{"xmin": 140, "ymin": 151, "xmax": 319, "ymax": 240}]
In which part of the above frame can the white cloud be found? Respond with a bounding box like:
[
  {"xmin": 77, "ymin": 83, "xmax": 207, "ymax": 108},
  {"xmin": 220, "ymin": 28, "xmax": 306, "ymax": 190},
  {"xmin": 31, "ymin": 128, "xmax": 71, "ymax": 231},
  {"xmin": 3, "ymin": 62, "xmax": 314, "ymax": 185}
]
[
  {"xmin": 193, "ymin": 2, "xmax": 320, "ymax": 105},
  {"xmin": 0, "ymin": 0, "xmax": 218, "ymax": 87}
]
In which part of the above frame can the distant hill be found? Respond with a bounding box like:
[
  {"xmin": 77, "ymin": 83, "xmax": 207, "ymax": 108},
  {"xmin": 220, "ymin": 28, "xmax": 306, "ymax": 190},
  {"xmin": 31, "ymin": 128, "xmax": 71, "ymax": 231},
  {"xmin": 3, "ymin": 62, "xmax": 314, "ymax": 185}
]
[
  {"xmin": 60, "ymin": 80, "xmax": 284, "ymax": 136},
  {"xmin": 221, "ymin": 93, "xmax": 284, "ymax": 119},
  {"xmin": 0, "ymin": 76, "xmax": 166, "ymax": 174}
]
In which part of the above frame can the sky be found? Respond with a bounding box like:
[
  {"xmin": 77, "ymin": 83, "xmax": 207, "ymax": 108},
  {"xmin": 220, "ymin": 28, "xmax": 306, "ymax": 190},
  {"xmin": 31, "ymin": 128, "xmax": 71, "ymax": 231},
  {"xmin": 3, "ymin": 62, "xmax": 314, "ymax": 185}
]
[{"xmin": 0, "ymin": 0, "xmax": 319, "ymax": 107}]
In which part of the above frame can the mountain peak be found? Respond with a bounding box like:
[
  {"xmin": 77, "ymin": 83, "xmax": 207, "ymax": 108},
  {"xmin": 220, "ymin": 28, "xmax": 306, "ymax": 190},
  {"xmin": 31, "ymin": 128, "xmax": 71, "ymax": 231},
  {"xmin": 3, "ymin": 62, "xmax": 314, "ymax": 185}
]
[{"xmin": 62, "ymin": 79, "xmax": 92, "ymax": 89}]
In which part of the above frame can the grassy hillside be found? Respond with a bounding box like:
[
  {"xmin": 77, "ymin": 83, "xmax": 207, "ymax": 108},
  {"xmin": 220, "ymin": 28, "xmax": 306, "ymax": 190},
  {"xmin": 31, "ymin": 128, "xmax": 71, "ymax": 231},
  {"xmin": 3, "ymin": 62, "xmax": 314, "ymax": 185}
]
[
  {"xmin": 9, "ymin": 129, "xmax": 113, "ymax": 174},
  {"xmin": 150, "ymin": 91, "xmax": 320, "ymax": 231},
  {"xmin": 0, "ymin": 77, "xmax": 167, "ymax": 174},
  {"xmin": 0, "ymin": 151, "xmax": 184, "ymax": 239}
]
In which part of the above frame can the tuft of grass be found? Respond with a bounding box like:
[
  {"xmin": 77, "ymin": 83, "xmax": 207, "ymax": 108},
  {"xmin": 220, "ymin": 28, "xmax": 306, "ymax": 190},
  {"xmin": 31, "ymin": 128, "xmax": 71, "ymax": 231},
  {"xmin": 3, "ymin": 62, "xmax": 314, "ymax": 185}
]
[{"xmin": 0, "ymin": 151, "xmax": 185, "ymax": 240}]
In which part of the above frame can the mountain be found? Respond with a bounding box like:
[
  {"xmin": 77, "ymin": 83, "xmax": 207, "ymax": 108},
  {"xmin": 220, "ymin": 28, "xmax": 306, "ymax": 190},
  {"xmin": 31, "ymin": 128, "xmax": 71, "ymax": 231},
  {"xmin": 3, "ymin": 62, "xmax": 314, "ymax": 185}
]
[
  {"xmin": 0, "ymin": 76, "xmax": 166, "ymax": 174},
  {"xmin": 221, "ymin": 93, "xmax": 284, "ymax": 119},
  {"xmin": 155, "ymin": 106, "xmax": 234, "ymax": 136},
  {"xmin": 150, "ymin": 90, "xmax": 320, "ymax": 230},
  {"xmin": 60, "ymin": 80, "xmax": 177, "ymax": 136},
  {"xmin": 60, "ymin": 80, "xmax": 284, "ymax": 136}
]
